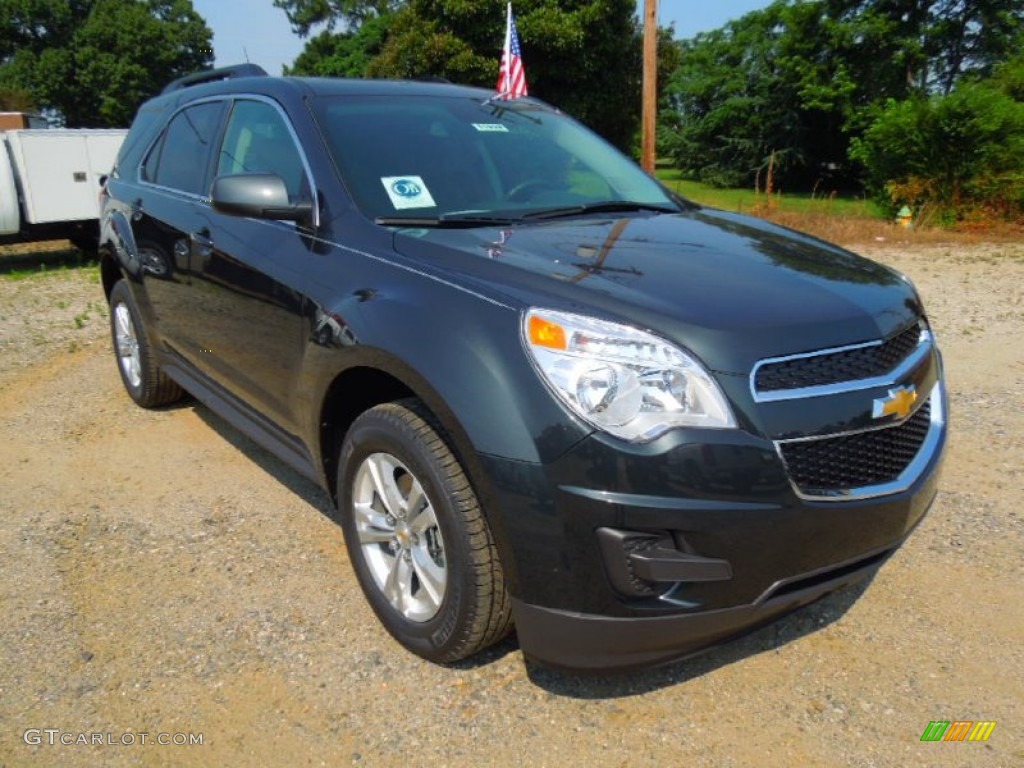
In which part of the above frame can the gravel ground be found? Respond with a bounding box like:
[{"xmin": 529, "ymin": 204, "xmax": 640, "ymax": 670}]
[{"xmin": 0, "ymin": 242, "xmax": 1021, "ymax": 768}]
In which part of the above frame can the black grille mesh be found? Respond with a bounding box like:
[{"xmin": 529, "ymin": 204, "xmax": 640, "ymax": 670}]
[
  {"xmin": 780, "ymin": 400, "xmax": 931, "ymax": 493},
  {"xmin": 755, "ymin": 324, "xmax": 922, "ymax": 392}
]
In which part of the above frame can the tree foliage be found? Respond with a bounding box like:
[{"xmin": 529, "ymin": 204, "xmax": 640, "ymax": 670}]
[
  {"xmin": 0, "ymin": 86, "xmax": 35, "ymax": 112},
  {"xmin": 0, "ymin": 0, "xmax": 213, "ymax": 127},
  {"xmin": 662, "ymin": 4, "xmax": 799, "ymax": 188},
  {"xmin": 825, "ymin": 0, "xmax": 1024, "ymax": 95},
  {"xmin": 850, "ymin": 56, "xmax": 1024, "ymax": 222},
  {"xmin": 286, "ymin": 15, "xmax": 393, "ymax": 77},
  {"xmin": 662, "ymin": 0, "xmax": 1024, "ymax": 192},
  {"xmin": 282, "ymin": 0, "xmax": 642, "ymax": 151},
  {"xmin": 274, "ymin": 0, "xmax": 397, "ymax": 33}
]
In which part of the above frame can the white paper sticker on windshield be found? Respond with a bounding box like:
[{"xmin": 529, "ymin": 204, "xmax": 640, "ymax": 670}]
[
  {"xmin": 381, "ymin": 176, "xmax": 437, "ymax": 210},
  {"xmin": 472, "ymin": 123, "xmax": 509, "ymax": 133}
]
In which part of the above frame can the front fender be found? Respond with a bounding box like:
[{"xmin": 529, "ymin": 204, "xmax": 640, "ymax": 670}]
[
  {"xmin": 300, "ymin": 285, "xmax": 592, "ymax": 600},
  {"xmin": 302, "ymin": 278, "xmax": 591, "ymax": 469}
]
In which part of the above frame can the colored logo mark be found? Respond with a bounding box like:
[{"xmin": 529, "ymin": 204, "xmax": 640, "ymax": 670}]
[
  {"xmin": 920, "ymin": 720, "xmax": 996, "ymax": 742},
  {"xmin": 391, "ymin": 179, "xmax": 422, "ymax": 198},
  {"xmin": 872, "ymin": 385, "xmax": 918, "ymax": 420}
]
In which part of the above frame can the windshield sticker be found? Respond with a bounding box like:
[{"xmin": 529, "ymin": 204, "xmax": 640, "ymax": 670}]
[
  {"xmin": 382, "ymin": 176, "xmax": 437, "ymax": 210},
  {"xmin": 472, "ymin": 123, "xmax": 509, "ymax": 133}
]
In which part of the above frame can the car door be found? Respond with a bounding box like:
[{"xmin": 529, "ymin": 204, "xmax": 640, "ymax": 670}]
[
  {"xmin": 186, "ymin": 97, "xmax": 313, "ymax": 437},
  {"xmin": 131, "ymin": 99, "xmax": 226, "ymax": 361}
]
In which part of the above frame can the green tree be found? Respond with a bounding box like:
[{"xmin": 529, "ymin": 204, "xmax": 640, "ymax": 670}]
[
  {"xmin": 825, "ymin": 0, "xmax": 1024, "ymax": 95},
  {"xmin": 280, "ymin": 0, "xmax": 642, "ymax": 152},
  {"xmin": 274, "ymin": 0, "xmax": 397, "ymax": 32},
  {"xmin": 986, "ymin": 50, "xmax": 1024, "ymax": 101},
  {"xmin": 850, "ymin": 79, "xmax": 1024, "ymax": 221},
  {"xmin": 0, "ymin": 85, "xmax": 35, "ymax": 112},
  {"xmin": 287, "ymin": 14, "xmax": 393, "ymax": 77},
  {"xmin": 661, "ymin": 0, "xmax": 1023, "ymax": 190},
  {"xmin": 662, "ymin": 2, "xmax": 815, "ymax": 188},
  {"xmin": 0, "ymin": 0, "xmax": 213, "ymax": 127}
]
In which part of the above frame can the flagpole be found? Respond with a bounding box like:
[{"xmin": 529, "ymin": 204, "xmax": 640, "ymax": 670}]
[
  {"xmin": 503, "ymin": 3, "xmax": 512, "ymax": 93},
  {"xmin": 497, "ymin": 3, "xmax": 527, "ymax": 99},
  {"xmin": 641, "ymin": 0, "xmax": 658, "ymax": 173}
]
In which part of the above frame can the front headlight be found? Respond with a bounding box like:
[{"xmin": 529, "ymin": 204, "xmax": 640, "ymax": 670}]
[{"xmin": 522, "ymin": 308, "xmax": 736, "ymax": 442}]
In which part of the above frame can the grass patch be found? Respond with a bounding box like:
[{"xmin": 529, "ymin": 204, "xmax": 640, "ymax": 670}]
[
  {"xmin": 72, "ymin": 300, "xmax": 108, "ymax": 329},
  {"xmin": 656, "ymin": 170, "xmax": 1024, "ymax": 246},
  {"xmin": 657, "ymin": 171, "xmax": 885, "ymax": 218}
]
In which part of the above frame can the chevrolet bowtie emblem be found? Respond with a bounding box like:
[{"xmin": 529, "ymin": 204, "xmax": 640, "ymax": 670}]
[{"xmin": 873, "ymin": 385, "xmax": 918, "ymax": 420}]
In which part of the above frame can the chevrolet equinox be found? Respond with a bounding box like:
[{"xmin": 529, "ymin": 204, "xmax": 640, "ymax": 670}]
[{"xmin": 99, "ymin": 65, "xmax": 946, "ymax": 670}]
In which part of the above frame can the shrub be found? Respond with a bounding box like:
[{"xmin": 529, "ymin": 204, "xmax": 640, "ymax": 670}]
[{"xmin": 850, "ymin": 82, "xmax": 1024, "ymax": 224}]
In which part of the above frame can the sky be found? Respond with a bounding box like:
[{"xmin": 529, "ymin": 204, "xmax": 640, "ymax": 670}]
[{"xmin": 191, "ymin": 0, "xmax": 774, "ymax": 77}]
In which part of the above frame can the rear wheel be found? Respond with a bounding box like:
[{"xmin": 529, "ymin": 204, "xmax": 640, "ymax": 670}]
[
  {"xmin": 108, "ymin": 280, "xmax": 183, "ymax": 408},
  {"xmin": 337, "ymin": 399, "xmax": 512, "ymax": 663}
]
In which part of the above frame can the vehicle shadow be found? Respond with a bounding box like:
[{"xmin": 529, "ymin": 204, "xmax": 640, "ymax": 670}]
[
  {"xmin": 0, "ymin": 245, "xmax": 93, "ymax": 274},
  {"xmin": 192, "ymin": 403, "xmax": 336, "ymax": 517},
  {"xmin": 190, "ymin": 400, "xmax": 877, "ymax": 696}
]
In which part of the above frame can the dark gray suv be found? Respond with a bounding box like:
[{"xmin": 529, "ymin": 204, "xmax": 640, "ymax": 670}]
[{"xmin": 99, "ymin": 65, "xmax": 946, "ymax": 670}]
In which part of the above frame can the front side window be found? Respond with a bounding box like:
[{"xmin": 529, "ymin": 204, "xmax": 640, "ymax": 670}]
[
  {"xmin": 216, "ymin": 99, "xmax": 309, "ymax": 201},
  {"xmin": 143, "ymin": 102, "xmax": 223, "ymax": 195},
  {"xmin": 311, "ymin": 95, "xmax": 675, "ymax": 221}
]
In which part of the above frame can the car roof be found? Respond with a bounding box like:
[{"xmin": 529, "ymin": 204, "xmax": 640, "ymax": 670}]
[{"xmin": 151, "ymin": 70, "xmax": 496, "ymax": 109}]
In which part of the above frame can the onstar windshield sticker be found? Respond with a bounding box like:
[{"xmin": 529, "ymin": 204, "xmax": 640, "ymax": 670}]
[{"xmin": 381, "ymin": 176, "xmax": 436, "ymax": 210}]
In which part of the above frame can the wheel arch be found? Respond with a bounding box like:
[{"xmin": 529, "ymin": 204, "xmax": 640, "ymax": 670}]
[
  {"xmin": 319, "ymin": 362, "xmax": 478, "ymax": 505},
  {"xmin": 99, "ymin": 208, "xmax": 141, "ymax": 295},
  {"xmin": 317, "ymin": 359, "xmax": 524, "ymax": 595},
  {"xmin": 100, "ymin": 250, "xmax": 123, "ymax": 300},
  {"xmin": 319, "ymin": 365, "xmax": 416, "ymax": 501}
]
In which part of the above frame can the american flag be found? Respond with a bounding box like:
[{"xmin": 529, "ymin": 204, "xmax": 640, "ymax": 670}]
[{"xmin": 496, "ymin": 3, "xmax": 528, "ymax": 99}]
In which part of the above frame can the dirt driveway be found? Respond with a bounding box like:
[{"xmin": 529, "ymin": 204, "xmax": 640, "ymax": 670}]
[{"xmin": 1, "ymin": 243, "xmax": 1021, "ymax": 767}]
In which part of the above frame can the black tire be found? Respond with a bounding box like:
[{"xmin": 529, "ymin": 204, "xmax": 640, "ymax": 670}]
[
  {"xmin": 337, "ymin": 399, "xmax": 512, "ymax": 663},
  {"xmin": 69, "ymin": 222, "xmax": 100, "ymax": 258},
  {"xmin": 69, "ymin": 235, "xmax": 99, "ymax": 259},
  {"xmin": 108, "ymin": 280, "xmax": 183, "ymax": 408}
]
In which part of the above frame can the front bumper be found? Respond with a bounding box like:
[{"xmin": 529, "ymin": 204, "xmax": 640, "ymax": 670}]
[
  {"xmin": 512, "ymin": 530, "xmax": 911, "ymax": 671},
  {"xmin": 478, "ymin": 384, "xmax": 945, "ymax": 672}
]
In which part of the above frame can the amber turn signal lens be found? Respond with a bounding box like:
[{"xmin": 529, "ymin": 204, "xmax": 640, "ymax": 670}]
[{"xmin": 528, "ymin": 315, "xmax": 567, "ymax": 350}]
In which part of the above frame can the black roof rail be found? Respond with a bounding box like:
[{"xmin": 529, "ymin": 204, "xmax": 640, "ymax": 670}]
[{"xmin": 161, "ymin": 64, "xmax": 268, "ymax": 94}]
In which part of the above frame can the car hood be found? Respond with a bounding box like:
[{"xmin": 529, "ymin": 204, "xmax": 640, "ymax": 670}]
[{"xmin": 391, "ymin": 207, "xmax": 921, "ymax": 375}]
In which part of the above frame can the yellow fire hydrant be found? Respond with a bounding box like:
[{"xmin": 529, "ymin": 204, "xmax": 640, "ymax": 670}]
[{"xmin": 896, "ymin": 206, "xmax": 913, "ymax": 229}]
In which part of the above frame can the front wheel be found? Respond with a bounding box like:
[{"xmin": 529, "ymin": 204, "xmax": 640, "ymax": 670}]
[{"xmin": 337, "ymin": 399, "xmax": 512, "ymax": 663}]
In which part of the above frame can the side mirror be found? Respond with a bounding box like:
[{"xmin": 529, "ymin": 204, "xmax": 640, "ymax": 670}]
[{"xmin": 210, "ymin": 173, "xmax": 313, "ymax": 224}]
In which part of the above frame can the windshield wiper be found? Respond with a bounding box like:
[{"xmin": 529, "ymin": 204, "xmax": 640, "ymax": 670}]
[
  {"xmin": 376, "ymin": 202, "xmax": 677, "ymax": 228},
  {"xmin": 519, "ymin": 201, "xmax": 679, "ymax": 221},
  {"xmin": 376, "ymin": 213, "xmax": 517, "ymax": 228}
]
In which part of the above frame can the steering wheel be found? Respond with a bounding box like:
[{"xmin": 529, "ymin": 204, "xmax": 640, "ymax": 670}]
[{"xmin": 506, "ymin": 178, "xmax": 559, "ymax": 202}]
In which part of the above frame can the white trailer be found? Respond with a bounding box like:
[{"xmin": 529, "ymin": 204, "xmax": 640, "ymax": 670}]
[{"xmin": 0, "ymin": 128, "xmax": 127, "ymax": 249}]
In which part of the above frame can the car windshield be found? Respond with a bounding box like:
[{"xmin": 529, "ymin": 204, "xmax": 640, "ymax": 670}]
[{"xmin": 311, "ymin": 94, "xmax": 678, "ymax": 223}]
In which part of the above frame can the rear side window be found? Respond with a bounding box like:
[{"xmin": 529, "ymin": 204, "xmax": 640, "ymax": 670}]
[
  {"xmin": 216, "ymin": 100, "xmax": 309, "ymax": 201},
  {"xmin": 143, "ymin": 102, "xmax": 223, "ymax": 195}
]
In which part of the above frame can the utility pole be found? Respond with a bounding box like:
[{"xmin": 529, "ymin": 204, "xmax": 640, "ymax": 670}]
[{"xmin": 641, "ymin": 0, "xmax": 657, "ymax": 173}]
